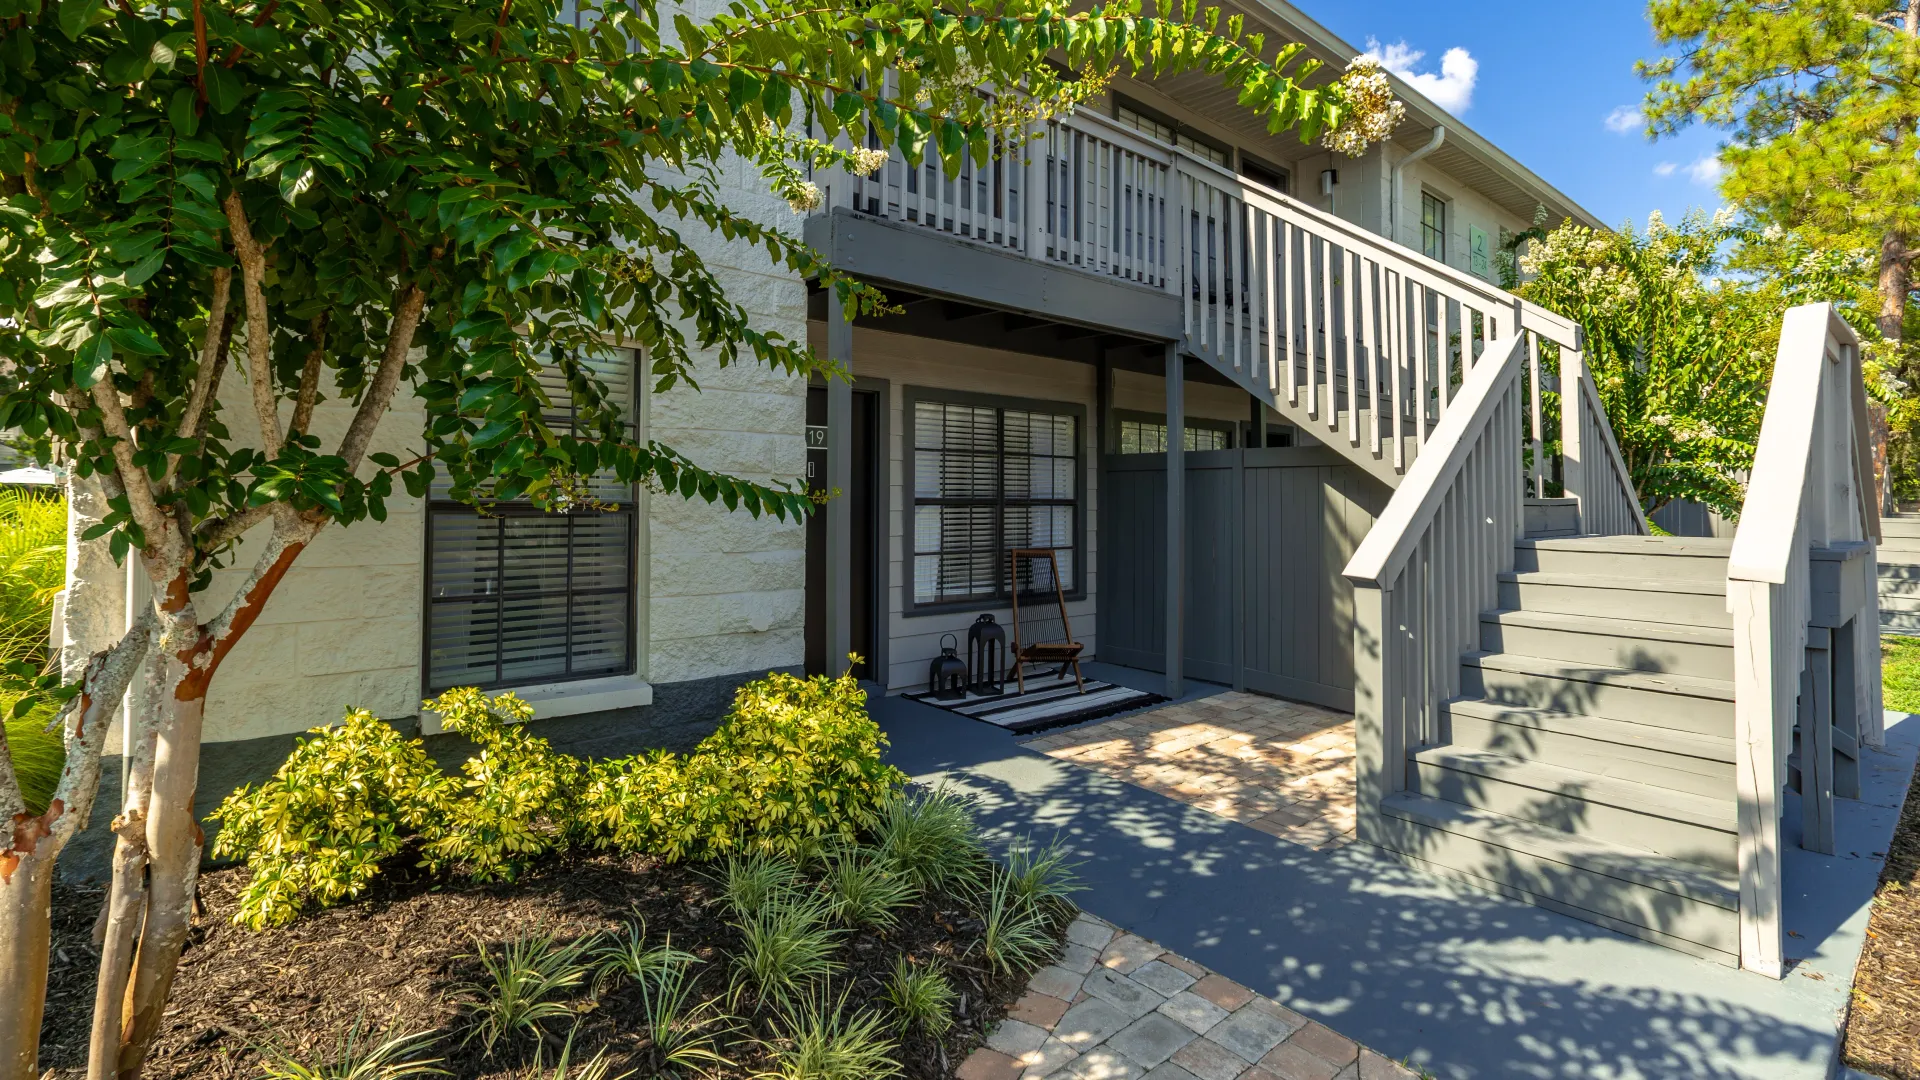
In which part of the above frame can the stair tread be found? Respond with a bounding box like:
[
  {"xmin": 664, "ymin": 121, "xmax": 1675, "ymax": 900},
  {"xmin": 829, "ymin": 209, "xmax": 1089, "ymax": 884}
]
[
  {"xmin": 1481, "ymin": 607, "xmax": 1733, "ymax": 646},
  {"xmin": 1380, "ymin": 792, "xmax": 1738, "ymax": 909},
  {"xmin": 1499, "ymin": 570, "xmax": 1726, "ymax": 596},
  {"xmin": 1443, "ymin": 697, "xmax": 1734, "ymax": 762},
  {"xmin": 1464, "ymin": 650, "xmax": 1735, "ymax": 698},
  {"xmin": 1517, "ymin": 535, "xmax": 1732, "ymax": 557},
  {"xmin": 1410, "ymin": 746, "xmax": 1737, "ymax": 831}
]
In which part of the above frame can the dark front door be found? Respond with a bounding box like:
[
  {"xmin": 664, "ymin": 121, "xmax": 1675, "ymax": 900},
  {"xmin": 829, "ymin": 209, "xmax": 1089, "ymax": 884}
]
[{"xmin": 805, "ymin": 385, "xmax": 879, "ymax": 678}]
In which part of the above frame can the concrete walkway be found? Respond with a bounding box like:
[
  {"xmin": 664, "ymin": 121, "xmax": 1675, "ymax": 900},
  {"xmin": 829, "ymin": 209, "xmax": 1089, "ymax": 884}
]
[{"xmin": 873, "ymin": 667, "xmax": 1920, "ymax": 1080}]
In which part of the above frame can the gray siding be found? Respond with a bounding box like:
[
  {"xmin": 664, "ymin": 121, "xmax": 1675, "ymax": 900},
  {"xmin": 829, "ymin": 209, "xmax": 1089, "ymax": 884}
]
[{"xmin": 1100, "ymin": 446, "xmax": 1388, "ymax": 710}]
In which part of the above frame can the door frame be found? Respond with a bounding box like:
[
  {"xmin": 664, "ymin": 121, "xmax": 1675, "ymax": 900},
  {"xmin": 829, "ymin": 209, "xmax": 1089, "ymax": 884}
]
[{"xmin": 806, "ymin": 375, "xmax": 891, "ymax": 682}]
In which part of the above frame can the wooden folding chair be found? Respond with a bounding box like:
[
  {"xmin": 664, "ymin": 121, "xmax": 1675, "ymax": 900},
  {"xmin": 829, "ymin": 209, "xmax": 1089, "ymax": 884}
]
[{"xmin": 1007, "ymin": 548, "xmax": 1085, "ymax": 694}]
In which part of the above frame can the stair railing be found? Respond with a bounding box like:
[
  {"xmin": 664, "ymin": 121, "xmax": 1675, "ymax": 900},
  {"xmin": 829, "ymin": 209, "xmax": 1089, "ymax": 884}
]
[
  {"xmin": 1342, "ymin": 329, "xmax": 1530, "ymax": 842},
  {"xmin": 1725, "ymin": 302, "xmax": 1882, "ymax": 979},
  {"xmin": 816, "ymin": 101, "xmax": 1645, "ymax": 513}
]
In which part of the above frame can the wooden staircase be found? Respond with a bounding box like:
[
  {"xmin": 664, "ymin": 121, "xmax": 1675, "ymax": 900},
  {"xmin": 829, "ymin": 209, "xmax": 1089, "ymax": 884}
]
[{"xmin": 1375, "ymin": 535, "xmax": 1742, "ymax": 963}]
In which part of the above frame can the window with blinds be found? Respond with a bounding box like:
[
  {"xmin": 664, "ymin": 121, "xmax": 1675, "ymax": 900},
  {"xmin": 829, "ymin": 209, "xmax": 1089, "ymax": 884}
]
[
  {"xmin": 425, "ymin": 352, "xmax": 638, "ymax": 692},
  {"xmin": 911, "ymin": 397, "xmax": 1080, "ymax": 607},
  {"xmin": 1117, "ymin": 419, "xmax": 1232, "ymax": 454}
]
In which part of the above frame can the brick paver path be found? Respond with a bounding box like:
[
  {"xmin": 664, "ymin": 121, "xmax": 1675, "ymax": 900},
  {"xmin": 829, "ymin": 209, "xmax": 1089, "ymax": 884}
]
[
  {"xmin": 1022, "ymin": 691, "xmax": 1357, "ymax": 850},
  {"xmin": 958, "ymin": 912, "xmax": 1423, "ymax": 1080}
]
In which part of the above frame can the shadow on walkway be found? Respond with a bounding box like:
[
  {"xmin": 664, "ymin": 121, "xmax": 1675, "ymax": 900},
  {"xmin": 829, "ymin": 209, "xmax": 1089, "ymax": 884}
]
[{"xmin": 871, "ymin": 676, "xmax": 1920, "ymax": 1080}]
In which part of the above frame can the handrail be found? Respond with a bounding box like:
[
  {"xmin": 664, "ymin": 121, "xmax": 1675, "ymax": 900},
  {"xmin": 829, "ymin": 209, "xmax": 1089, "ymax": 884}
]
[
  {"xmin": 1345, "ymin": 332, "xmax": 1528, "ymax": 586},
  {"xmin": 1725, "ymin": 301, "xmax": 1880, "ymax": 979},
  {"xmin": 1167, "ymin": 149, "xmax": 1581, "ymax": 350}
]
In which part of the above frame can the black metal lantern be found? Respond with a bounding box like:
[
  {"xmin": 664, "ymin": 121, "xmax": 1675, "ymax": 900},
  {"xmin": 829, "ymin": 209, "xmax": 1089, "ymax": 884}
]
[
  {"xmin": 967, "ymin": 613, "xmax": 1007, "ymax": 695},
  {"xmin": 928, "ymin": 633, "xmax": 969, "ymax": 699}
]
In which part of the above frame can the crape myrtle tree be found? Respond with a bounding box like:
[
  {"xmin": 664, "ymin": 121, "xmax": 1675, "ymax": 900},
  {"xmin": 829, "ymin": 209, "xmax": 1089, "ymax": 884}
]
[{"xmin": 0, "ymin": 0, "xmax": 1394, "ymax": 1074}]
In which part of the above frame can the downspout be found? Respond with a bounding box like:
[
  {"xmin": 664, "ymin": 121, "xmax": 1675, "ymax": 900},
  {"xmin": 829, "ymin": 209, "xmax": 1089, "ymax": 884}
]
[{"xmin": 1389, "ymin": 126, "xmax": 1446, "ymax": 247}]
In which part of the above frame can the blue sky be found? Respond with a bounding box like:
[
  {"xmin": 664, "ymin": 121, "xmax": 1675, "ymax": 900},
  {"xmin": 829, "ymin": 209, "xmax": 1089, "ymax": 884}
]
[{"xmin": 1308, "ymin": 1, "xmax": 1729, "ymax": 230}]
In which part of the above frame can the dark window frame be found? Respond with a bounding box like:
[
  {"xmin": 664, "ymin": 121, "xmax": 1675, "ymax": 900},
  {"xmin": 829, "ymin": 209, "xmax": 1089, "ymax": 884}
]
[
  {"xmin": 421, "ymin": 351, "xmax": 641, "ymax": 695},
  {"xmin": 903, "ymin": 386, "xmax": 1088, "ymax": 617},
  {"xmin": 1111, "ymin": 408, "xmax": 1237, "ymax": 454},
  {"xmin": 1112, "ymin": 94, "xmax": 1234, "ymax": 169},
  {"xmin": 1421, "ymin": 190, "xmax": 1449, "ymax": 263}
]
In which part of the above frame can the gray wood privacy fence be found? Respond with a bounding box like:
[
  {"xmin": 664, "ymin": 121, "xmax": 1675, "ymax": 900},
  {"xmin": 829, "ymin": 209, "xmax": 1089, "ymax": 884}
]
[{"xmin": 1099, "ymin": 446, "xmax": 1389, "ymax": 711}]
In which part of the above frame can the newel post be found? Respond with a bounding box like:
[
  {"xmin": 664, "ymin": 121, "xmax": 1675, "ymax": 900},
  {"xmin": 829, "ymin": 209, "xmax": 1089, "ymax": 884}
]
[
  {"xmin": 1559, "ymin": 345, "xmax": 1587, "ymax": 514},
  {"xmin": 1351, "ymin": 581, "xmax": 1394, "ymax": 845},
  {"xmin": 1727, "ymin": 579, "xmax": 1786, "ymax": 979}
]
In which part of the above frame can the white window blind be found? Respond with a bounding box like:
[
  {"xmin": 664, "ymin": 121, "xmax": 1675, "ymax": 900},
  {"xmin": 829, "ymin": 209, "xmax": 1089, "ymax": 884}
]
[
  {"xmin": 425, "ymin": 351, "xmax": 638, "ymax": 692},
  {"xmin": 911, "ymin": 399, "xmax": 1078, "ymax": 606},
  {"xmin": 1117, "ymin": 419, "xmax": 1231, "ymax": 454}
]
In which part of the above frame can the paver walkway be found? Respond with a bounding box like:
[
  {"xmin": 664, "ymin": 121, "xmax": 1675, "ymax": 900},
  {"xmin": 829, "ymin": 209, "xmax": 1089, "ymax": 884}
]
[
  {"xmin": 1022, "ymin": 692, "xmax": 1357, "ymax": 850},
  {"xmin": 959, "ymin": 912, "xmax": 1421, "ymax": 1080}
]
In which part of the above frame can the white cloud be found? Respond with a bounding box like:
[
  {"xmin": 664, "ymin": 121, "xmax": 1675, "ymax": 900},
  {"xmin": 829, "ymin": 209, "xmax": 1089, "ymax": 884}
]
[
  {"xmin": 1363, "ymin": 38, "xmax": 1478, "ymax": 114},
  {"xmin": 1653, "ymin": 162, "xmax": 1677, "ymax": 177},
  {"xmin": 1684, "ymin": 155, "xmax": 1724, "ymax": 184},
  {"xmin": 1604, "ymin": 105, "xmax": 1642, "ymax": 134}
]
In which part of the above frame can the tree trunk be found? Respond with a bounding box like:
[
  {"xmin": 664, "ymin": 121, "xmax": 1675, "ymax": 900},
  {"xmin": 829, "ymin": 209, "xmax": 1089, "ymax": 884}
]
[
  {"xmin": 0, "ymin": 852, "xmax": 57, "ymax": 1080},
  {"xmin": 1876, "ymin": 231, "xmax": 1909, "ymax": 513},
  {"xmin": 114, "ymin": 652, "xmax": 206, "ymax": 1080},
  {"xmin": 88, "ymin": 652, "xmax": 161, "ymax": 1080}
]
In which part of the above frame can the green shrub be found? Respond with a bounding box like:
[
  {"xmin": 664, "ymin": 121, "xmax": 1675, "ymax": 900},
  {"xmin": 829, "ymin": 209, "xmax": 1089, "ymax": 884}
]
[
  {"xmin": 581, "ymin": 670, "xmax": 906, "ymax": 862},
  {"xmin": 218, "ymin": 671, "xmax": 908, "ymax": 929},
  {"xmin": 210, "ymin": 710, "xmax": 453, "ymax": 930},
  {"xmin": 420, "ymin": 687, "xmax": 583, "ymax": 882}
]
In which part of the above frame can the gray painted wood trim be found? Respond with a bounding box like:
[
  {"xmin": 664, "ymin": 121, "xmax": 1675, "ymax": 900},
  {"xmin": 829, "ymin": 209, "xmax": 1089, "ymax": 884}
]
[
  {"xmin": 825, "ymin": 290, "xmax": 854, "ymax": 676},
  {"xmin": 803, "ymin": 208, "xmax": 1184, "ymax": 343},
  {"xmin": 1165, "ymin": 344, "xmax": 1185, "ymax": 697}
]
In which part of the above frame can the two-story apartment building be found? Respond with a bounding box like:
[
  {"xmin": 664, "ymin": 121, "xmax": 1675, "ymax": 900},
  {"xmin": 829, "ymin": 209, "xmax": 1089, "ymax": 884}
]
[{"xmin": 61, "ymin": 0, "xmax": 1603, "ymax": 872}]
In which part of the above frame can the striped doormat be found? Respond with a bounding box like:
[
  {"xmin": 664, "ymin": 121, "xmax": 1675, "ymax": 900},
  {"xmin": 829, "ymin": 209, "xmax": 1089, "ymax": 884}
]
[{"xmin": 906, "ymin": 672, "xmax": 1167, "ymax": 735}]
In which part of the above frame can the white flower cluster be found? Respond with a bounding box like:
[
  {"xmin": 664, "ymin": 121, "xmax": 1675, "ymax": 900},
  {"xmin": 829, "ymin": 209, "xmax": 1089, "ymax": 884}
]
[
  {"xmin": 1321, "ymin": 56, "xmax": 1404, "ymax": 157},
  {"xmin": 849, "ymin": 146, "xmax": 891, "ymax": 177},
  {"xmin": 786, "ymin": 181, "xmax": 823, "ymax": 214}
]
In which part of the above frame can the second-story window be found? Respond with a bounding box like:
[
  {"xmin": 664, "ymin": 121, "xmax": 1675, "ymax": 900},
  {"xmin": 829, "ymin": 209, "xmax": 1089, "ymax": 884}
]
[
  {"xmin": 1114, "ymin": 99, "xmax": 1232, "ymax": 169},
  {"xmin": 1422, "ymin": 192, "xmax": 1448, "ymax": 262}
]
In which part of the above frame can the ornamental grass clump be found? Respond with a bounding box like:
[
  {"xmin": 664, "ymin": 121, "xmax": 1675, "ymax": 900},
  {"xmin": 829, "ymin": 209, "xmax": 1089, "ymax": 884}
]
[
  {"xmin": 819, "ymin": 845, "xmax": 916, "ymax": 930},
  {"xmin": 729, "ymin": 888, "xmax": 845, "ymax": 1009},
  {"xmin": 874, "ymin": 786, "xmax": 987, "ymax": 895},
  {"xmin": 459, "ymin": 931, "xmax": 596, "ymax": 1057},
  {"xmin": 881, "ymin": 957, "xmax": 956, "ymax": 1037}
]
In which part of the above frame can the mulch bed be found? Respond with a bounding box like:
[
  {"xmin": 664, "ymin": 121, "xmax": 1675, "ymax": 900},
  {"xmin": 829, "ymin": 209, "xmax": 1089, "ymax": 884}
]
[
  {"xmin": 40, "ymin": 852, "xmax": 1055, "ymax": 1079},
  {"xmin": 1846, "ymin": 752, "xmax": 1920, "ymax": 1080}
]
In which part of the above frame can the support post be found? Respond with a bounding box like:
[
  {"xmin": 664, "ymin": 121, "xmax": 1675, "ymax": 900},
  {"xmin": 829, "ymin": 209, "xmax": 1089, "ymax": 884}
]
[
  {"xmin": 1351, "ymin": 583, "xmax": 1390, "ymax": 845},
  {"xmin": 1165, "ymin": 344, "xmax": 1185, "ymax": 697},
  {"xmin": 825, "ymin": 288, "xmax": 854, "ymax": 676}
]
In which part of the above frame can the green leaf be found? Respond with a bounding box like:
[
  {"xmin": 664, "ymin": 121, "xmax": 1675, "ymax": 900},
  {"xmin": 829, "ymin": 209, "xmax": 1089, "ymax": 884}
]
[
  {"xmin": 73, "ymin": 333, "xmax": 111, "ymax": 388},
  {"xmin": 204, "ymin": 65, "xmax": 245, "ymax": 115},
  {"xmin": 57, "ymin": 0, "xmax": 103, "ymax": 39}
]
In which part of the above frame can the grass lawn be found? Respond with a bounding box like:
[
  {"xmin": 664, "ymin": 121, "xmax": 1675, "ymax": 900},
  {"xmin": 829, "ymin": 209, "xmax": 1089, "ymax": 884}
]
[{"xmin": 1844, "ymin": 637, "xmax": 1920, "ymax": 1079}]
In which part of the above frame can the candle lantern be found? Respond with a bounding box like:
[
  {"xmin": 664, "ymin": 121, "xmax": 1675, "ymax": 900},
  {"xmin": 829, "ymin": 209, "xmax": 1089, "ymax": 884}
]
[
  {"xmin": 967, "ymin": 613, "xmax": 1007, "ymax": 695},
  {"xmin": 927, "ymin": 633, "xmax": 969, "ymax": 699}
]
